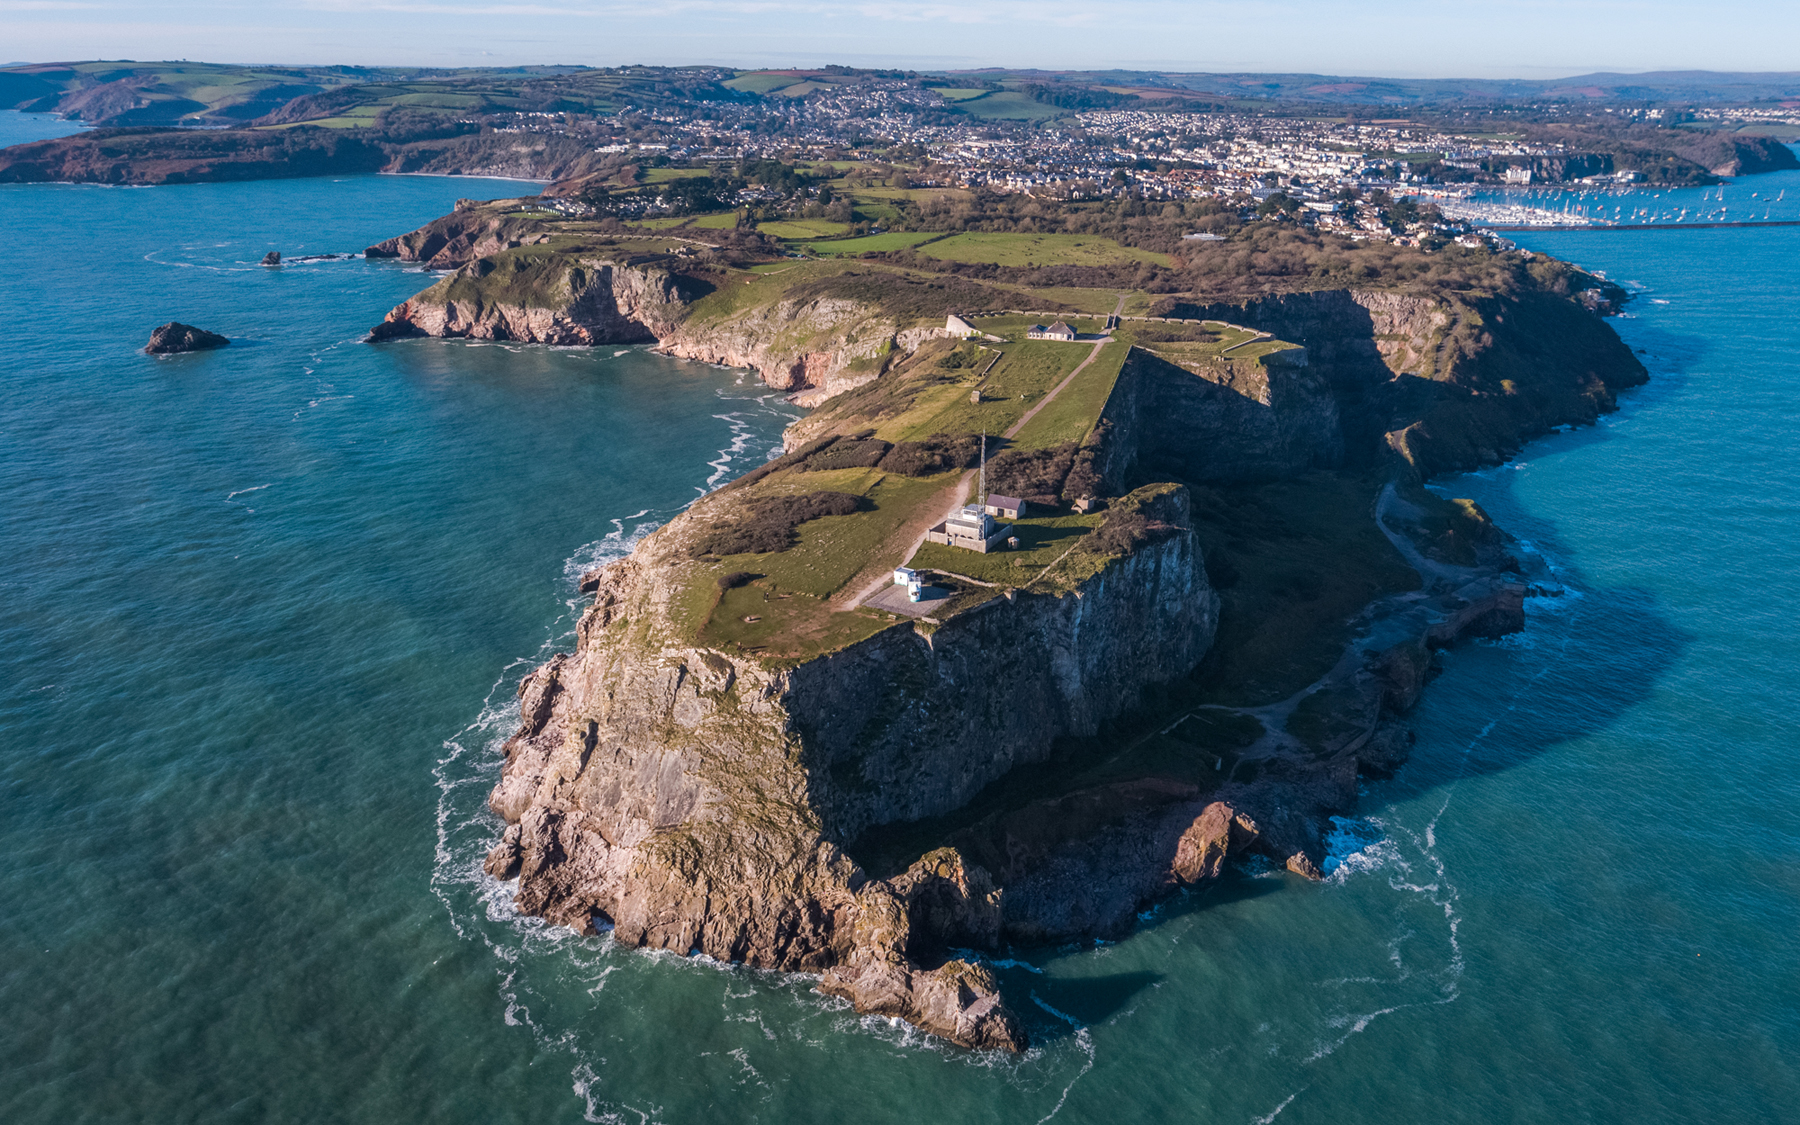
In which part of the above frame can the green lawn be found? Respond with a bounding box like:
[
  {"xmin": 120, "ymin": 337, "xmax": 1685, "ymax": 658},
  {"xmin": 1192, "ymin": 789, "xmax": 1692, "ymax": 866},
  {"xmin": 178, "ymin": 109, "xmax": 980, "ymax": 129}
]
[
  {"xmin": 697, "ymin": 582, "xmax": 897, "ymax": 665},
  {"xmin": 807, "ymin": 231, "xmax": 945, "ymax": 256},
  {"xmin": 932, "ymin": 88, "xmax": 993, "ymax": 101},
  {"xmin": 703, "ymin": 468, "xmax": 951, "ymax": 599},
  {"xmin": 922, "ymin": 232, "xmax": 1170, "ymax": 268}
]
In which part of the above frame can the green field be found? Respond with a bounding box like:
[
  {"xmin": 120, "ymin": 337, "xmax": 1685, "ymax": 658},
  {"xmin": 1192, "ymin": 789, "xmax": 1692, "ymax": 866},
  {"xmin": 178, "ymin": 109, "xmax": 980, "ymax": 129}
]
[
  {"xmin": 950, "ymin": 90, "xmax": 1064, "ymax": 121},
  {"xmin": 882, "ymin": 337, "xmax": 1100, "ymax": 443},
  {"xmin": 922, "ymin": 232, "xmax": 1170, "ymax": 268},
  {"xmin": 757, "ymin": 219, "xmax": 854, "ymax": 239},
  {"xmin": 689, "ymin": 211, "xmax": 741, "ymax": 229},
  {"xmin": 723, "ymin": 72, "xmax": 800, "ymax": 94},
  {"xmin": 1008, "ymin": 286, "xmax": 1127, "ymax": 315},
  {"xmin": 932, "ymin": 88, "xmax": 993, "ymax": 102},
  {"xmin": 1008, "ymin": 339, "xmax": 1132, "ymax": 449},
  {"xmin": 807, "ymin": 232, "xmax": 945, "ymax": 256},
  {"xmin": 641, "ymin": 167, "xmax": 712, "ymax": 182}
]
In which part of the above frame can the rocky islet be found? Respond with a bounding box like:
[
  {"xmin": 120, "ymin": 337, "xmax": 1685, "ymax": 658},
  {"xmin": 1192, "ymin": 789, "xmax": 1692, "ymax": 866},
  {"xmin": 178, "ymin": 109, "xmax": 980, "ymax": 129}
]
[{"xmin": 144, "ymin": 321, "xmax": 229, "ymax": 354}]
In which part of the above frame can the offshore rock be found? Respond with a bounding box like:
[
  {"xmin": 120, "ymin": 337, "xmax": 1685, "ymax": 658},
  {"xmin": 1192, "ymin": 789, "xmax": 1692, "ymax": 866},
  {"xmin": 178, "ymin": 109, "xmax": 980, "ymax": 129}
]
[
  {"xmin": 145, "ymin": 322, "xmax": 229, "ymax": 354},
  {"xmin": 261, "ymin": 251, "xmax": 281, "ymax": 266}
]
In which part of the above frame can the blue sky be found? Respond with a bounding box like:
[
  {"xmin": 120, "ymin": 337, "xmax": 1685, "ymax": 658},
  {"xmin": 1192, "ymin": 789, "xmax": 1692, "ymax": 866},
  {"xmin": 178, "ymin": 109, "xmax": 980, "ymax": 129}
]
[{"xmin": 4, "ymin": 0, "xmax": 1797, "ymax": 76}]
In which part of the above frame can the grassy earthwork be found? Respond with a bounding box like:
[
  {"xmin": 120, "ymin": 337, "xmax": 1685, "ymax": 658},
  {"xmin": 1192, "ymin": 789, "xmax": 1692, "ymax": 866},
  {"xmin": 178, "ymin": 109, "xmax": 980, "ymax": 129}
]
[{"xmin": 921, "ymin": 232, "xmax": 1171, "ymax": 269}]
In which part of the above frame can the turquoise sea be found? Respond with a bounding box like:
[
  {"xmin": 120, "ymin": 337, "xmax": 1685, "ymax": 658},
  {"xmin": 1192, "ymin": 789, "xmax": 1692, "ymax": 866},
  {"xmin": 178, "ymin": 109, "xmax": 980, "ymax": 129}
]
[{"xmin": 2, "ymin": 112, "xmax": 1796, "ymax": 1122}]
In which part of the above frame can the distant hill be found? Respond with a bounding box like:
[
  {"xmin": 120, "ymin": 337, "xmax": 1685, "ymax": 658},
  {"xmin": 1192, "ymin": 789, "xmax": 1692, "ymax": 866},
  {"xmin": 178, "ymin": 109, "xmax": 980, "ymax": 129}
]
[
  {"xmin": 947, "ymin": 69, "xmax": 1800, "ymax": 107},
  {"xmin": 0, "ymin": 61, "xmax": 748, "ymax": 128},
  {"xmin": 8, "ymin": 62, "xmax": 1800, "ymax": 131}
]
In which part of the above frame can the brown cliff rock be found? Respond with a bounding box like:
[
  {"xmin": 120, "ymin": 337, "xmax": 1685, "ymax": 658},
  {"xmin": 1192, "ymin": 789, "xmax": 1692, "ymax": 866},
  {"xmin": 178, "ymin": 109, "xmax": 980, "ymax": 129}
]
[
  {"xmin": 1172, "ymin": 802, "xmax": 1262, "ymax": 884},
  {"xmin": 480, "ymin": 487, "xmax": 1216, "ymax": 1048}
]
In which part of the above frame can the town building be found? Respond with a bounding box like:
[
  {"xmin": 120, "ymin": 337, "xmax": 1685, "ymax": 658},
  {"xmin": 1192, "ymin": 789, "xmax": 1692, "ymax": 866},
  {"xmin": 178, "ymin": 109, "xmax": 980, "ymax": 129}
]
[{"xmin": 1027, "ymin": 321, "xmax": 1077, "ymax": 341}]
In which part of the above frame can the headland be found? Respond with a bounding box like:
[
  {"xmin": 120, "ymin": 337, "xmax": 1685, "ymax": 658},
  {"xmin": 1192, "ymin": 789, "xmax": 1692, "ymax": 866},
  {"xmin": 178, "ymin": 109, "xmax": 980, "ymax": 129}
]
[{"xmin": 358, "ymin": 190, "xmax": 1646, "ymax": 1049}]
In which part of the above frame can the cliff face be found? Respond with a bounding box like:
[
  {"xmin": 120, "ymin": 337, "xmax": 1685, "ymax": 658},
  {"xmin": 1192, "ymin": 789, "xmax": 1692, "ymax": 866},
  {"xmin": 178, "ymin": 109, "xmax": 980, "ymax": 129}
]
[
  {"xmin": 371, "ymin": 257, "xmax": 690, "ymax": 346},
  {"xmin": 367, "ymin": 210, "xmax": 927, "ymax": 399},
  {"xmin": 363, "ymin": 200, "xmax": 549, "ymax": 269},
  {"xmin": 1156, "ymin": 287, "xmax": 1647, "ymax": 479},
  {"xmin": 480, "ymin": 490, "xmax": 1216, "ymax": 1048},
  {"xmin": 1108, "ymin": 344, "xmax": 1343, "ymax": 483}
]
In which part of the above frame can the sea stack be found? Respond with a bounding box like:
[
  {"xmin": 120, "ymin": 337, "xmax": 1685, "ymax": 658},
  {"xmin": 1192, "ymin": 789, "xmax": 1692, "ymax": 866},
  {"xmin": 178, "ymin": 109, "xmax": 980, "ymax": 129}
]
[
  {"xmin": 262, "ymin": 251, "xmax": 281, "ymax": 266},
  {"xmin": 145, "ymin": 322, "xmax": 229, "ymax": 354}
]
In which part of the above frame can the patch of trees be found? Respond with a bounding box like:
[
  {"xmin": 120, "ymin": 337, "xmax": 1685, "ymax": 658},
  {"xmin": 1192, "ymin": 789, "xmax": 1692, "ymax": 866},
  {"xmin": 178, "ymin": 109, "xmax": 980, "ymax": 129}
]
[
  {"xmin": 1025, "ymin": 84, "xmax": 1139, "ymax": 110},
  {"xmin": 987, "ymin": 437, "xmax": 1104, "ymax": 507},
  {"xmin": 691, "ymin": 491, "xmax": 863, "ymax": 556},
  {"xmin": 877, "ymin": 434, "xmax": 982, "ymax": 477}
]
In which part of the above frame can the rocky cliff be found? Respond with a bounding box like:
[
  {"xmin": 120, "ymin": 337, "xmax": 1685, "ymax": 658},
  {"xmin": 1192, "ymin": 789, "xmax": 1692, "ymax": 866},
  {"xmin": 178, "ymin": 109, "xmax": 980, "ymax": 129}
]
[
  {"xmin": 370, "ymin": 254, "xmax": 691, "ymax": 347},
  {"xmin": 1140, "ymin": 286, "xmax": 1647, "ymax": 480},
  {"xmin": 480, "ymin": 486, "xmax": 1216, "ymax": 1049},
  {"xmin": 366, "ymin": 207, "xmax": 930, "ymax": 400}
]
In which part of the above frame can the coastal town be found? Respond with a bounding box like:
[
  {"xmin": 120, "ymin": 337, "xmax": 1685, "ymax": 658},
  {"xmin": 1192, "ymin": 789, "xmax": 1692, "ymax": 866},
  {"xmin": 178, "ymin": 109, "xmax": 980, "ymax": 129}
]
[{"xmin": 469, "ymin": 70, "xmax": 1798, "ymax": 239}]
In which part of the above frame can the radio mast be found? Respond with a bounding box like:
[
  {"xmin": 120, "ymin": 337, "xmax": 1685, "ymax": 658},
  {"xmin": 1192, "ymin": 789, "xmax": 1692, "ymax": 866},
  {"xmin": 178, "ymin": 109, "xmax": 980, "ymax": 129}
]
[{"xmin": 978, "ymin": 431, "xmax": 986, "ymax": 508}]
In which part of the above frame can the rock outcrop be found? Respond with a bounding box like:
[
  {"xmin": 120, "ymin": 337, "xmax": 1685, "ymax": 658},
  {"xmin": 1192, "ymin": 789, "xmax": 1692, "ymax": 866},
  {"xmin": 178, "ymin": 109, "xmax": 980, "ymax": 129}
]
[
  {"xmin": 1136, "ymin": 287, "xmax": 1647, "ymax": 481},
  {"xmin": 369, "ymin": 257, "xmax": 690, "ymax": 346},
  {"xmin": 363, "ymin": 205, "xmax": 1637, "ymax": 1050},
  {"xmin": 145, "ymin": 322, "xmax": 229, "ymax": 354},
  {"xmin": 365, "ymin": 210, "xmax": 926, "ymax": 400}
]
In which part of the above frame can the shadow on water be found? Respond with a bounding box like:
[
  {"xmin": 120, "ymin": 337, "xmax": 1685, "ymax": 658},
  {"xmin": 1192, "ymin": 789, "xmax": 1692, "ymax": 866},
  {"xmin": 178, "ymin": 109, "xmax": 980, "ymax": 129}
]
[
  {"xmin": 996, "ymin": 970, "xmax": 1166, "ymax": 1044},
  {"xmin": 1390, "ymin": 321, "xmax": 1702, "ymax": 790},
  {"xmin": 974, "ymin": 325, "xmax": 1702, "ymax": 999},
  {"xmin": 991, "ymin": 875, "xmax": 1283, "ymax": 1042}
]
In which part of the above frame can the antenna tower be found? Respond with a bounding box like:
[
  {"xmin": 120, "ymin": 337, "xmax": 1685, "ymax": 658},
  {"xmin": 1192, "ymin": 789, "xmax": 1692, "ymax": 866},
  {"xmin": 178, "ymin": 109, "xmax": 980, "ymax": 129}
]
[{"xmin": 978, "ymin": 431, "xmax": 986, "ymax": 507}]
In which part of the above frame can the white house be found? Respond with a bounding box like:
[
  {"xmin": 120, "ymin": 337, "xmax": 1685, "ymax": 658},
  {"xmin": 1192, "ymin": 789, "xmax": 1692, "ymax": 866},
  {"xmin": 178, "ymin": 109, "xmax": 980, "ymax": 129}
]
[
  {"xmin": 1027, "ymin": 321, "xmax": 1077, "ymax": 341},
  {"xmin": 893, "ymin": 566, "xmax": 918, "ymax": 586}
]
